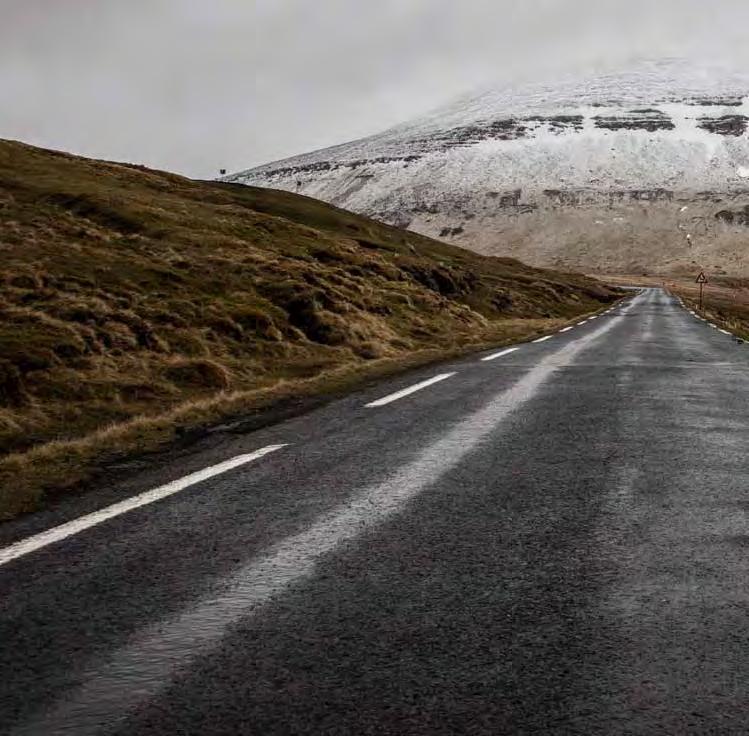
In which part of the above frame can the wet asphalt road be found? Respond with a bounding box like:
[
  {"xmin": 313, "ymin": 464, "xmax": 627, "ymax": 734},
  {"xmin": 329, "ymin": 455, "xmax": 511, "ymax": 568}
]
[{"xmin": 3, "ymin": 288, "xmax": 749, "ymax": 735}]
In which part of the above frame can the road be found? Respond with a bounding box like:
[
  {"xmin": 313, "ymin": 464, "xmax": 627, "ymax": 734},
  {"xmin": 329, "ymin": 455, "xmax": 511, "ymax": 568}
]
[{"xmin": 2, "ymin": 287, "xmax": 749, "ymax": 735}]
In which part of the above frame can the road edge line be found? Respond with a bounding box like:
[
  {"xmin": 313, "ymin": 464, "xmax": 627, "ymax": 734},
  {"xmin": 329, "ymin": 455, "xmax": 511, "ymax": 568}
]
[{"xmin": 0, "ymin": 445, "xmax": 287, "ymax": 568}]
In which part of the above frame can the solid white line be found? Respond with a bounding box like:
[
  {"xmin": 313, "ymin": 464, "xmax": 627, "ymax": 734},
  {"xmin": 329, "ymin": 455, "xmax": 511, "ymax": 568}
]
[
  {"xmin": 0, "ymin": 446, "xmax": 287, "ymax": 568},
  {"xmin": 365, "ymin": 373, "xmax": 456, "ymax": 407},
  {"xmin": 559, "ymin": 326, "xmax": 575, "ymax": 333},
  {"xmin": 481, "ymin": 347, "xmax": 520, "ymax": 362},
  {"xmin": 533, "ymin": 335, "xmax": 553, "ymax": 344}
]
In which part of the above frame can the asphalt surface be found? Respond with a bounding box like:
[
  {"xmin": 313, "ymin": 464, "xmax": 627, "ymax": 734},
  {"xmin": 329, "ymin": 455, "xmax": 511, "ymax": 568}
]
[{"xmin": 3, "ymin": 288, "xmax": 749, "ymax": 735}]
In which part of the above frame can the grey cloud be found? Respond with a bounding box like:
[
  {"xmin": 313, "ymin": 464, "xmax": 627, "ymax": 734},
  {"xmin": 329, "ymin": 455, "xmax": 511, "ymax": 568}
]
[{"xmin": 2, "ymin": 0, "xmax": 749, "ymax": 177}]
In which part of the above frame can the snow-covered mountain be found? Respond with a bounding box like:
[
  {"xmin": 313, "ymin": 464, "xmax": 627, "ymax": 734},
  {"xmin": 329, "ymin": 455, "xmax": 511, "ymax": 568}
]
[{"xmin": 227, "ymin": 60, "xmax": 749, "ymax": 275}]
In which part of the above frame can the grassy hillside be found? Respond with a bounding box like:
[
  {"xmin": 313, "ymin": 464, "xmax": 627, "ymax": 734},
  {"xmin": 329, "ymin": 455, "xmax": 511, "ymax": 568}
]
[{"xmin": 0, "ymin": 139, "xmax": 618, "ymax": 518}]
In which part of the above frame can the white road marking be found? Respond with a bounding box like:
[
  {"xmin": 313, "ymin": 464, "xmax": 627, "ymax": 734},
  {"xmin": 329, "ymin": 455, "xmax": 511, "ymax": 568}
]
[
  {"xmin": 18, "ymin": 293, "xmax": 639, "ymax": 736},
  {"xmin": 588, "ymin": 315, "xmax": 599, "ymax": 320},
  {"xmin": 0, "ymin": 446, "xmax": 287, "ymax": 569},
  {"xmin": 559, "ymin": 326, "xmax": 575, "ymax": 333},
  {"xmin": 481, "ymin": 347, "xmax": 520, "ymax": 362},
  {"xmin": 719, "ymin": 329, "xmax": 731, "ymax": 335},
  {"xmin": 365, "ymin": 373, "xmax": 456, "ymax": 407},
  {"xmin": 533, "ymin": 335, "xmax": 553, "ymax": 344}
]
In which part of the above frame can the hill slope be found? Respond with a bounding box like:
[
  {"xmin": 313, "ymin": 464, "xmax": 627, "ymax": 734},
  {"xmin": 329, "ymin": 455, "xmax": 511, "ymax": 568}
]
[
  {"xmin": 0, "ymin": 139, "xmax": 616, "ymax": 517},
  {"xmin": 229, "ymin": 59, "xmax": 749, "ymax": 276}
]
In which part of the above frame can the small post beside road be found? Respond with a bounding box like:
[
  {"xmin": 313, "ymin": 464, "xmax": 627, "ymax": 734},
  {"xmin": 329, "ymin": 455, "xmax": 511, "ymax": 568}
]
[{"xmin": 696, "ymin": 271, "xmax": 708, "ymax": 311}]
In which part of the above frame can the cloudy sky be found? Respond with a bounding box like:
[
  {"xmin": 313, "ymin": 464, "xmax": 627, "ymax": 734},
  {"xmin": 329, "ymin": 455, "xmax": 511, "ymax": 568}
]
[{"xmin": 2, "ymin": 0, "xmax": 749, "ymax": 178}]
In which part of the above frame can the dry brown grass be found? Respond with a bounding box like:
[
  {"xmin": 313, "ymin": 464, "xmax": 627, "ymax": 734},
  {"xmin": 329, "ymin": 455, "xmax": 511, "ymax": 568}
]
[
  {"xmin": 600, "ymin": 273, "xmax": 749, "ymax": 339},
  {"xmin": 0, "ymin": 319, "xmax": 568, "ymax": 519},
  {"xmin": 0, "ymin": 139, "xmax": 618, "ymax": 519},
  {"xmin": 665, "ymin": 277, "xmax": 749, "ymax": 340}
]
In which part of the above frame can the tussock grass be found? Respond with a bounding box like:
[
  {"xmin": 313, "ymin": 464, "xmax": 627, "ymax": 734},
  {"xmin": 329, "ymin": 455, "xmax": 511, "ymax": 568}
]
[
  {"xmin": 0, "ymin": 322, "xmax": 559, "ymax": 519},
  {"xmin": 0, "ymin": 139, "xmax": 617, "ymax": 519}
]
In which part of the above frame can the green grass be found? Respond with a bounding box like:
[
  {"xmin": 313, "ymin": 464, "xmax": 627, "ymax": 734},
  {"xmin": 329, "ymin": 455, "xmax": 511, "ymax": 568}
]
[{"xmin": 0, "ymin": 139, "xmax": 619, "ymax": 519}]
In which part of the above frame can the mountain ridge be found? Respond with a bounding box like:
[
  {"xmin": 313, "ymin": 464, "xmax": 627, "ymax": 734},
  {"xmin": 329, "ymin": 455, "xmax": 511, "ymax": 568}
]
[{"xmin": 229, "ymin": 60, "xmax": 749, "ymax": 276}]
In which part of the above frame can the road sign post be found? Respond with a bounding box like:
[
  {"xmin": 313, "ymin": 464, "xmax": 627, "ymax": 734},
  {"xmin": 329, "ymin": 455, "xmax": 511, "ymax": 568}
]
[{"xmin": 696, "ymin": 271, "xmax": 708, "ymax": 311}]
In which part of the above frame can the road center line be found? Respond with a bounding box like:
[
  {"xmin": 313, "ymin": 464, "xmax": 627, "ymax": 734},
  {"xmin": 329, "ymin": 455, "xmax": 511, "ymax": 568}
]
[
  {"xmin": 0, "ymin": 445, "xmax": 287, "ymax": 568},
  {"xmin": 365, "ymin": 373, "xmax": 456, "ymax": 407},
  {"xmin": 481, "ymin": 347, "xmax": 520, "ymax": 362}
]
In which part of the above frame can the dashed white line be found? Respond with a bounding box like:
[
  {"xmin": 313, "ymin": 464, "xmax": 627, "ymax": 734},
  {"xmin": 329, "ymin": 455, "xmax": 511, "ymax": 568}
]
[
  {"xmin": 365, "ymin": 373, "xmax": 456, "ymax": 407},
  {"xmin": 17, "ymin": 299, "xmax": 634, "ymax": 735},
  {"xmin": 533, "ymin": 335, "xmax": 553, "ymax": 344},
  {"xmin": 559, "ymin": 326, "xmax": 575, "ymax": 333},
  {"xmin": 481, "ymin": 347, "xmax": 520, "ymax": 362},
  {"xmin": 0, "ymin": 445, "xmax": 288, "ymax": 568},
  {"xmin": 719, "ymin": 328, "xmax": 731, "ymax": 335}
]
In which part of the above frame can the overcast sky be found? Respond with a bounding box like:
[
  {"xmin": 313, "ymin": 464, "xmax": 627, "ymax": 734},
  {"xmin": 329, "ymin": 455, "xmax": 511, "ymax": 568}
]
[{"xmin": 2, "ymin": 0, "xmax": 749, "ymax": 178}]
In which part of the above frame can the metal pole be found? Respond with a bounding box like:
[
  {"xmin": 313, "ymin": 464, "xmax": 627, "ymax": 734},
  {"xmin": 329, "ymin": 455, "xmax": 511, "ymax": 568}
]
[{"xmin": 699, "ymin": 282, "xmax": 704, "ymax": 311}]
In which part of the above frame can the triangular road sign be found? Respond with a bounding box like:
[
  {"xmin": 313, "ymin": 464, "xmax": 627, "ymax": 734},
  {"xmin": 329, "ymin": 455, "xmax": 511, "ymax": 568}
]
[{"xmin": 696, "ymin": 271, "xmax": 708, "ymax": 284}]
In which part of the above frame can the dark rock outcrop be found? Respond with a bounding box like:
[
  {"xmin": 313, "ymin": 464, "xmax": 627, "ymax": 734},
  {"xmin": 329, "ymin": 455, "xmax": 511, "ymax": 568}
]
[
  {"xmin": 697, "ymin": 115, "xmax": 749, "ymax": 137},
  {"xmin": 594, "ymin": 110, "xmax": 675, "ymax": 132}
]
